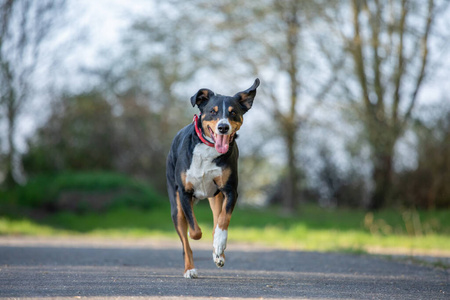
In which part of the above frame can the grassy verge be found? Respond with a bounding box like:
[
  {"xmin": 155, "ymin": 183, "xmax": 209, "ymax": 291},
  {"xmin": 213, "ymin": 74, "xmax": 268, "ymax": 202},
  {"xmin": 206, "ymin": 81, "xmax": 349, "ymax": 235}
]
[
  {"xmin": 1, "ymin": 200, "xmax": 449, "ymax": 255},
  {"xmin": 1, "ymin": 172, "xmax": 449, "ymax": 255}
]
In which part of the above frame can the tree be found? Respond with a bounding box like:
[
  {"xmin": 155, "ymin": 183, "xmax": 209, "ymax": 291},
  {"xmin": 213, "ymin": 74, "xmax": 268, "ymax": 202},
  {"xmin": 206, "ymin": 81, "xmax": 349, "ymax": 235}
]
[
  {"xmin": 0, "ymin": 0, "xmax": 65, "ymax": 187},
  {"xmin": 79, "ymin": 5, "xmax": 208, "ymax": 190},
  {"xmin": 178, "ymin": 0, "xmax": 334, "ymax": 212},
  {"xmin": 394, "ymin": 104, "xmax": 450, "ymax": 209},
  {"xmin": 322, "ymin": 0, "xmax": 449, "ymax": 209},
  {"xmin": 23, "ymin": 90, "xmax": 171, "ymax": 192},
  {"xmin": 23, "ymin": 92, "xmax": 117, "ymax": 173}
]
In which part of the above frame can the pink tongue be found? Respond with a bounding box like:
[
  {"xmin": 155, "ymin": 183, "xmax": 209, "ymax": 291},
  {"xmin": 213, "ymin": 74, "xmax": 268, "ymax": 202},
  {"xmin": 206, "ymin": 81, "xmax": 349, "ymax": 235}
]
[{"xmin": 215, "ymin": 134, "xmax": 230, "ymax": 154}]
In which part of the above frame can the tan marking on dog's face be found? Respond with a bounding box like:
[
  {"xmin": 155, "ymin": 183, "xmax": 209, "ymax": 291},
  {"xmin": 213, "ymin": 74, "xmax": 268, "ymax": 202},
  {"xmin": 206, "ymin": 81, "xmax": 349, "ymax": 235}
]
[
  {"xmin": 213, "ymin": 168, "xmax": 231, "ymax": 189},
  {"xmin": 202, "ymin": 119, "xmax": 220, "ymax": 138},
  {"xmin": 228, "ymin": 107, "xmax": 243, "ymax": 134},
  {"xmin": 230, "ymin": 120, "xmax": 242, "ymax": 133}
]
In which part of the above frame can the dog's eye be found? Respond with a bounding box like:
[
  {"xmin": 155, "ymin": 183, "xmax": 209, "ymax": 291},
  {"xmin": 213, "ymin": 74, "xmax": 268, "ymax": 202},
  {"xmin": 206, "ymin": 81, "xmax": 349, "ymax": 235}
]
[
  {"xmin": 210, "ymin": 109, "xmax": 218, "ymax": 116},
  {"xmin": 230, "ymin": 111, "xmax": 237, "ymax": 116}
]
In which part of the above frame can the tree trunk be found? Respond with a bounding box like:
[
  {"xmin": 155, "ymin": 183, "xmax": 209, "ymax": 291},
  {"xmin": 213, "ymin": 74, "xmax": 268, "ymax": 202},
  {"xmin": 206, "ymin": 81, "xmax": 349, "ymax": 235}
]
[
  {"xmin": 369, "ymin": 153, "xmax": 393, "ymax": 210},
  {"xmin": 4, "ymin": 102, "xmax": 16, "ymax": 188},
  {"xmin": 366, "ymin": 110, "xmax": 399, "ymax": 210},
  {"xmin": 283, "ymin": 126, "xmax": 299, "ymax": 213}
]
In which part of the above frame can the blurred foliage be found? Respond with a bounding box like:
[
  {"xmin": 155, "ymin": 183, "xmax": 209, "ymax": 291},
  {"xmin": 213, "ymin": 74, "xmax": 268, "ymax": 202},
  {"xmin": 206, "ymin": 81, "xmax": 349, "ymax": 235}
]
[
  {"xmin": 393, "ymin": 107, "xmax": 450, "ymax": 209},
  {"xmin": 22, "ymin": 90, "xmax": 173, "ymax": 191},
  {"xmin": 0, "ymin": 171, "xmax": 164, "ymax": 214},
  {"xmin": 314, "ymin": 146, "xmax": 367, "ymax": 208},
  {"xmin": 1, "ymin": 0, "xmax": 450, "ymax": 214},
  {"xmin": 23, "ymin": 92, "xmax": 116, "ymax": 172}
]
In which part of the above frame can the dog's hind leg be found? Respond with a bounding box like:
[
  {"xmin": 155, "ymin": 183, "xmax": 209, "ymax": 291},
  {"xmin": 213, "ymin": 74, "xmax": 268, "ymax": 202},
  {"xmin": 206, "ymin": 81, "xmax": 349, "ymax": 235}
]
[
  {"xmin": 172, "ymin": 191, "xmax": 197, "ymax": 278},
  {"xmin": 179, "ymin": 173, "xmax": 202, "ymax": 240},
  {"xmin": 176, "ymin": 190, "xmax": 202, "ymax": 241},
  {"xmin": 187, "ymin": 200, "xmax": 202, "ymax": 240}
]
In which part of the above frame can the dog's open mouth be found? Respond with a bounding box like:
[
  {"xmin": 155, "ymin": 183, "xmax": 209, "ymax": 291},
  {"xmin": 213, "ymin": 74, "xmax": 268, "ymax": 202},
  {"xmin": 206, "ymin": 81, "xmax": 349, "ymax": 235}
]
[{"xmin": 208, "ymin": 126, "xmax": 235, "ymax": 154}]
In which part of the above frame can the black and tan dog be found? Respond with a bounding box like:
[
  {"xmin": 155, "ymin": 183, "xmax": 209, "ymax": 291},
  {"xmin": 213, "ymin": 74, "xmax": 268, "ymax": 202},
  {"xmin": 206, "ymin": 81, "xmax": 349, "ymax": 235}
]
[{"xmin": 166, "ymin": 78, "xmax": 260, "ymax": 278}]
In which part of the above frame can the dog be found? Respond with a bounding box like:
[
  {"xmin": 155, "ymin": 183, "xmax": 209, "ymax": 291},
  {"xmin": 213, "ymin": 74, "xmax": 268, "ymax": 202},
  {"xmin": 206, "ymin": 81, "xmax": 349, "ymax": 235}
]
[{"xmin": 166, "ymin": 78, "xmax": 260, "ymax": 278}]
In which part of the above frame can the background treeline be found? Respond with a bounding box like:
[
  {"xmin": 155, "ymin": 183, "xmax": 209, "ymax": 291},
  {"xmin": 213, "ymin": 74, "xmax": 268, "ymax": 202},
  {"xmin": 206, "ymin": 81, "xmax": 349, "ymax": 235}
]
[{"xmin": 1, "ymin": 0, "xmax": 450, "ymax": 213}]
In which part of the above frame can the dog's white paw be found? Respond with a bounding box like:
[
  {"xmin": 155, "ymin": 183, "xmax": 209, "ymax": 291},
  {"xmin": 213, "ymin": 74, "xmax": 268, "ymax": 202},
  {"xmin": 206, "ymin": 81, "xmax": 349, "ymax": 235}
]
[
  {"xmin": 213, "ymin": 225, "xmax": 228, "ymax": 268},
  {"xmin": 184, "ymin": 268, "xmax": 198, "ymax": 279},
  {"xmin": 213, "ymin": 252, "xmax": 225, "ymax": 268},
  {"xmin": 213, "ymin": 226, "xmax": 227, "ymax": 254}
]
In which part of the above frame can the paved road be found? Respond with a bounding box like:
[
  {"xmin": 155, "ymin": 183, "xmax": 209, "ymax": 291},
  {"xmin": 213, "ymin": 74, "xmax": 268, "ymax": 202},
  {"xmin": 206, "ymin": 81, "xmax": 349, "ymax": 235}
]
[{"xmin": 0, "ymin": 237, "xmax": 448, "ymax": 299}]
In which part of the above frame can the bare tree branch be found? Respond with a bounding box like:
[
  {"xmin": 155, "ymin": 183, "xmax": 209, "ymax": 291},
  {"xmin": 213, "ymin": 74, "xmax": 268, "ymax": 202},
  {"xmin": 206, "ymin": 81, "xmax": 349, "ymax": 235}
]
[
  {"xmin": 367, "ymin": 0, "xmax": 385, "ymax": 117},
  {"xmin": 392, "ymin": 0, "xmax": 408, "ymax": 124},
  {"xmin": 403, "ymin": 0, "xmax": 434, "ymax": 124},
  {"xmin": 0, "ymin": 0, "xmax": 66, "ymax": 186},
  {"xmin": 351, "ymin": 0, "xmax": 372, "ymax": 111}
]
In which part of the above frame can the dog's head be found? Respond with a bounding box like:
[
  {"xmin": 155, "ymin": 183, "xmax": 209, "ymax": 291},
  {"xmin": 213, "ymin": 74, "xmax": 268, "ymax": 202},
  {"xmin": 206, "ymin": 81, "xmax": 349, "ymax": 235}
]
[{"xmin": 191, "ymin": 78, "xmax": 260, "ymax": 154}]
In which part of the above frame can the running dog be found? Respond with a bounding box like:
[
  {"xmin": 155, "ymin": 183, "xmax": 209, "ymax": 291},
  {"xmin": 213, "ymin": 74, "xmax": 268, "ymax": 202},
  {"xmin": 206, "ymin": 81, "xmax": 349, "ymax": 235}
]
[{"xmin": 166, "ymin": 78, "xmax": 260, "ymax": 278}]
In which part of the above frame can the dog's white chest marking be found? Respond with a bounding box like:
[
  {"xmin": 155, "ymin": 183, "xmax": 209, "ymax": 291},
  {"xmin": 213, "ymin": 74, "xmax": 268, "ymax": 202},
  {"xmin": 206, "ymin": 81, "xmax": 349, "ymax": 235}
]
[{"xmin": 185, "ymin": 143, "xmax": 222, "ymax": 199}]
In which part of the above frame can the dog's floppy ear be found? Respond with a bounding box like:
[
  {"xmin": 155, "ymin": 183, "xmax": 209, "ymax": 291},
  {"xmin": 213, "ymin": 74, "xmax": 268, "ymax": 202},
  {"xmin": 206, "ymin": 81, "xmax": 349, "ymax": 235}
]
[
  {"xmin": 234, "ymin": 78, "xmax": 260, "ymax": 113},
  {"xmin": 190, "ymin": 88, "xmax": 215, "ymax": 110}
]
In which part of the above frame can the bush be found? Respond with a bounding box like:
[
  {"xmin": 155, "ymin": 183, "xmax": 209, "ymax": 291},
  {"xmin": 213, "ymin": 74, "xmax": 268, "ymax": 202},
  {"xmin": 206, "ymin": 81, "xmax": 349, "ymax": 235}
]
[
  {"xmin": 393, "ymin": 106, "xmax": 450, "ymax": 209},
  {"xmin": 1, "ymin": 172, "xmax": 165, "ymax": 213}
]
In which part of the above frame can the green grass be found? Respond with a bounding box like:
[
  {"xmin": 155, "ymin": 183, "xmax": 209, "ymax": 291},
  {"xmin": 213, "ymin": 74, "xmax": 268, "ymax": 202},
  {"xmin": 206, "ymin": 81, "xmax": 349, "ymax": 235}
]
[
  {"xmin": 1, "ymin": 172, "xmax": 449, "ymax": 255},
  {"xmin": 1, "ymin": 200, "xmax": 449, "ymax": 255}
]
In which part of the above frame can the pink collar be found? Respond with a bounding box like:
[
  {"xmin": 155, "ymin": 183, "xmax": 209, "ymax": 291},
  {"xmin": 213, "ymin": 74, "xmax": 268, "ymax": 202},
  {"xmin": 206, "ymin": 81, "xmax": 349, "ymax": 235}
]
[{"xmin": 193, "ymin": 114, "xmax": 215, "ymax": 147}]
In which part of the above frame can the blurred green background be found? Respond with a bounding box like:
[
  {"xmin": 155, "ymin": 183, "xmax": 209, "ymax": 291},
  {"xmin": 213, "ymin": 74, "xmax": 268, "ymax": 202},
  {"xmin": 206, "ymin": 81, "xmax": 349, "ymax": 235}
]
[{"xmin": 0, "ymin": 0, "xmax": 449, "ymax": 256}]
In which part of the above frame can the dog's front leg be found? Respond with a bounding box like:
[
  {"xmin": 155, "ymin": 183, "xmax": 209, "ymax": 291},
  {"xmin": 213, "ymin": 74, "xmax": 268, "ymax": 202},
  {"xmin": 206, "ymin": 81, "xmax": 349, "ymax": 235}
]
[{"xmin": 209, "ymin": 189, "xmax": 237, "ymax": 268}]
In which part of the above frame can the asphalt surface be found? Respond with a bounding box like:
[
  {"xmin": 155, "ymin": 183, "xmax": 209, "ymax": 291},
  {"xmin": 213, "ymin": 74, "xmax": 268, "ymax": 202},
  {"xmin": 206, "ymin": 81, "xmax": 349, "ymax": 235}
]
[{"xmin": 0, "ymin": 237, "xmax": 448, "ymax": 299}]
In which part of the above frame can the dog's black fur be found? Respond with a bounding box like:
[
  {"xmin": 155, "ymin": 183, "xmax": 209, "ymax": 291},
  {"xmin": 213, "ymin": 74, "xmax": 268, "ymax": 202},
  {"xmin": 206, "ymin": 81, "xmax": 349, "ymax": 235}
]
[{"xmin": 166, "ymin": 78, "xmax": 259, "ymax": 278}]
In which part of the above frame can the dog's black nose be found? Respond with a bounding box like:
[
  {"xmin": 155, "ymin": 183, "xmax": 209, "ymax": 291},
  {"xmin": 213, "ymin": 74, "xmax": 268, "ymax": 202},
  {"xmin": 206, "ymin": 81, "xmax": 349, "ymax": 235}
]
[{"xmin": 217, "ymin": 123, "xmax": 230, "ymax": 134}]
